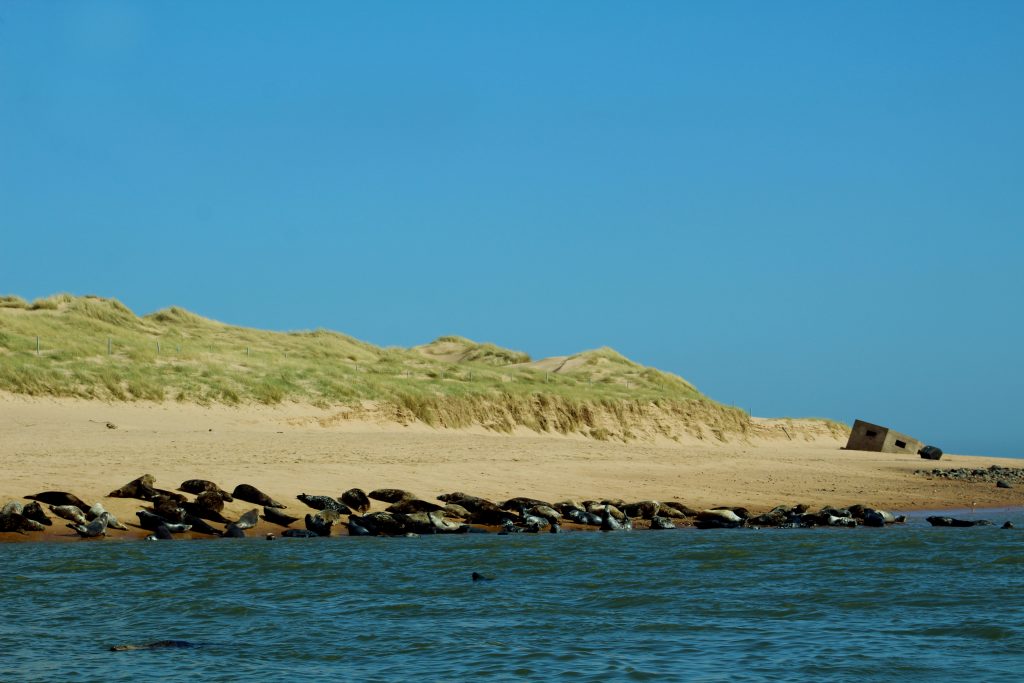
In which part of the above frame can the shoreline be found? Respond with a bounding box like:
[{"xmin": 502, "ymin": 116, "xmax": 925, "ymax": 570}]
[{"xmin": 2, "ymin": 395, "xmax": 1022, "ymax": 544}]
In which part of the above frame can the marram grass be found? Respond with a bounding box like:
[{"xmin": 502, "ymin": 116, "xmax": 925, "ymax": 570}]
[{"xmin": 0, "ymin": 294, "xmax": 836, "ymax": 441}]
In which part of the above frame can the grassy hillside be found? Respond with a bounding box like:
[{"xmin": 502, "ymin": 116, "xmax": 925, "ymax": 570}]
[{"xmin": 0, "ymin": 293, "xmax": 774, "ymax": 441}]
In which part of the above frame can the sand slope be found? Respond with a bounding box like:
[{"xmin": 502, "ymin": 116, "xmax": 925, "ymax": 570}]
[{"xmin": 2, "ymin": 393, "xmax": 1020, "ymax": 542}]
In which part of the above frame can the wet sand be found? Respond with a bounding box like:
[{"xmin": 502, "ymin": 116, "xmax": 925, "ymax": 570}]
[{"xmin": 1, "ymin": 394, "xmax": 1021, "ymax": 541}]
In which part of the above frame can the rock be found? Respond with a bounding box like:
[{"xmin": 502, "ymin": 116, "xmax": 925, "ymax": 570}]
[
  {"xmin": 919, "ymin": 445, "xmax": 943, "ymax": 460},
  {"xmin": 340, "ymin": 488, "xmax": 371, "ymax": 513},
  {"xmin": 997, "ymin": 480, "xmax": 1013, "ymax": 489}
]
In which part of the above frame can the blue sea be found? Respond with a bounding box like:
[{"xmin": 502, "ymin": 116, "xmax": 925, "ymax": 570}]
[{"xmin": 2, "ymin": 509, "xmax": 1023, "ymax": 682}]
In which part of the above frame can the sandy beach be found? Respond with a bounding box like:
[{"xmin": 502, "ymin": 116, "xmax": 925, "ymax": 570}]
[{"xmin": 1, "ymin": 393, "xmax": 1021, "ymax": 541}]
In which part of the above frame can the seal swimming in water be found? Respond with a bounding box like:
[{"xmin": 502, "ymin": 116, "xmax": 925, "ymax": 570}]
[
  {"xmin": 232, "ymin": 484, "xmax": 286, "ymax": 509},
  {"xmin": 111, "ymin": 640, "xmax": 195, "ymax": 651},
  {"xmin": 282, "ymin": 529, "xmax": 318, "ymax": 538},
  {"xmin": 471, "ymin": 572, "xmax": 495, "ymax": 581},
  {"xmin": 26, "ymin": 491, "xmax": 90, "ymax": 514}
]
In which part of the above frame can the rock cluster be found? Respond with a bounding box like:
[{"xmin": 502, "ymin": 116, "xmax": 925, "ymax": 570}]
[{"xmin": 915, "ymin": 465, "xmax": 1024, "ymax": 488}]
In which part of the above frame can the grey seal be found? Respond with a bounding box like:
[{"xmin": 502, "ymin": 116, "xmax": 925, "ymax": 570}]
[
  {"xmin": 49, "ymin": 505, "xmax": 88, "ymax": 526},
  {"xmin": 21, "ymin": 501, "xmax": 51, "ymax": 526},
  {"xmin": 368, "ymin": 488, "xmax": 415, "ymax": 504},
  {"xmin": 261, "ymin": 506, "xmax": 300, "ymax": 527},
  {"xmin": 340, "ymin": 488, "xmax": 371, "ymax": 513},
  {"xmin": 26, "ymin": 491, "xmax": 90, "ymax": 513},
  {"xmin": 68, "ymin": 512, "xmax": 111, "ymax": 538},
  {"xmin": 107, "ymin": 475, "xmax": 158, "ymax": 501},
  {"xmin": 305, "ymin": 509, "xmax": 341, "ymax": 537},
  {"xmin": 232, "ymin": 484, "xmax": 286, "ymax": 509},
  {"xmin": 179, "ymin": 479, "xmax": 234, "ymax": 501},
  {"xmin": 111, "ymin": 640, "xmax": 195, "ymax": 651}
]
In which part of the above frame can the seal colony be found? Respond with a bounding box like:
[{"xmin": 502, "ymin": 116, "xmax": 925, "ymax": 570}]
[{"xmin": 0, "ymin": 473, "xmax": 1015, "ymax": 542}]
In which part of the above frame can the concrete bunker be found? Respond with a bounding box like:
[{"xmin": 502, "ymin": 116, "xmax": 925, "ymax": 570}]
[{"xmin": 845, "ymin": 419, "xmax": 924, "ymax": 455}]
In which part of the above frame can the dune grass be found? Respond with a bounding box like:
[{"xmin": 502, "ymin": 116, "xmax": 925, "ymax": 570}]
[{"xmin": 0, "ymin": 293, "xmax": 765, "ymax": 439}]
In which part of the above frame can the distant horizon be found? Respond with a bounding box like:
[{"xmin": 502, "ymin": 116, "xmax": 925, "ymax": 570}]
[{"xmin": 2, "ymin": 3, "xmax": 1022, "ymax": 457}]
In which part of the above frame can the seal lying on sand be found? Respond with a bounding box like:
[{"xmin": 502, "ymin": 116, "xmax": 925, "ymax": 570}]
[
  {"xmin": 111, "ymin": 640, "xmax": 196, "ymax": 651},
  {"xmin": 68, "ymin": 512, "xmax": 111, "ymax": 538},
  {"xmin": 49, "ymin": 505, "xmax": 88, "ymax": 526},
  {"xmin": 21, "ymin": 502, "xmax": 51, "ymax": 526},
  {"xmin": 297, "ymin": 494, "xmax": 351, "ymax": 514},
  {"xmin": 107, "ymin": 475, "xmax": 158, "ymax": 501},
  {"xmin": 0, "ymin": 512, "xmax": 46, "ymax": 533},
  {"xmin": 261, "ymin": 507, "xmax": 300, "ymax": 527},
  {"xmin": 232, "ymin": 484, "xmax": 286, "ymax": 509},
  {"xmin": 340, "ymin": 488, "xmax": 371, "ymax": 513},
  {"xmin": 26, "ymin": 491, "xmax": 90, "ymax": 514},
  {"xmin": 179, "ymin": 479, "xmax": 233, "ymax": 501}
]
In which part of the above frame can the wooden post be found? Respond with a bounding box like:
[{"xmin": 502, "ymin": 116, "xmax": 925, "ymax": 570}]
[
  {"xmin": 107, "ymin": 337, "xmax": 112, "ymax": 355},
  {"xmin": 35, "ymin": 336, "xmax": 40, "ymax": 356},
  {"xmin": 246, "ymin": 347, "xmax": 250, "ymax": 357}
]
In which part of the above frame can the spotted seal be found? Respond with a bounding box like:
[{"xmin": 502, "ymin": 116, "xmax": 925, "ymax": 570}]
[
  {"xmin": 296, "ymin": 494, "xmax": 351, "ymax": 514},
  {"xmin": 340, "ymin": 488, "xmax": 371, "ymax": 513},
  {"xmin": 107, "ymin": 475, "xmax": 158, "ymax": 501}
]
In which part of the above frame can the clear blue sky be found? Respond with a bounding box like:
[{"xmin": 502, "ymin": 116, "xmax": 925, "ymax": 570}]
[{"xmin": 2, "ymin": 2, "xmax": 1022, "ymax": 456}]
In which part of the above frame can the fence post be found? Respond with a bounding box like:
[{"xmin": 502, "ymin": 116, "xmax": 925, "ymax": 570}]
[
  {"xmin": 107, "ymin": 337, "xmax": 112, "ymax": 355},
  {"xmin": 157, "ymin": 341, "xmax": 161, "ymax": 354},
  {"xmin": 246, "ymin": 347, "xmax": 250, "ymax": 357},
  {"xmin": 35, "ymin": 336, "xmax": 40, "ymax": 356}
]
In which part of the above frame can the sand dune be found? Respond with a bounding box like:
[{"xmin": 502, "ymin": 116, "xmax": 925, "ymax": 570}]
[{"xmin": 2, "ymin": 392, "xmax": 1020, "ymax": 543}]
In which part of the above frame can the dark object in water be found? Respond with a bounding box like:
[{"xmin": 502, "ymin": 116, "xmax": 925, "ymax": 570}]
[
  {"xmin": 472, "ymin": 572, "xmax": 494, "ymax": 581},
  {"xmin": 111, "ymin": 640, "xmax": 195, "ymax": 652},
  {"xmin": 919, "ymin": 445, "xmax": 943, "ymax": 461},
  {"xmin": 282, "ymin": 529, "xmax": 318, "ymax": 538},
  {"xmin": 927, "ymin": 516, "xmax": 993, "ymax": 527},
  {"xmin": 1002, "ymin": 521, "xmax": 1015, "ymax": 529}
]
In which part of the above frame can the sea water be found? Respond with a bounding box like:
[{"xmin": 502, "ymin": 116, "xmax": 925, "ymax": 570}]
[{"xmin": 2, "ymin": 510, "xmax": 1022, "ymax": 682}]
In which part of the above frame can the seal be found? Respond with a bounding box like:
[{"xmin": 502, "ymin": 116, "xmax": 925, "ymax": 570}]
[
  {"xmin": 649, "ymin": 516, "xmax": 676, "ymax": 530},
  {"xmin": 261, "ymin": 506, "xmax": 300, "ymax": 527},
  {"xmin": 0, "ymin": 512, "xmax": 45, "ymax": 533},
  {"xmin": 136, "ymin": 510, "xmax": 192, "ymax": 533},
  {"xmin": 305, "ymin": 509, "xmax": 341, "ymax": 537},
  {"xmin": 386, "ymin": 499, "xmax": 444, "ymax": 514},
  {"xmin": 296, "ymin": 494, "xmax": 351, "ymax": 514},
  {"xmin": 340, "ymin": 488, "xmax": 371, "ymax": 513},
  {"xmin": 282, "ymin": 529, "xmax": 317, "ymax": 538},
  {"xmin": 21, "ymin": 501, "xmax": 52, "ymax": 527},
  {"xmin": 111, "ymin": 640, "xmax": 195, "ymax": 652},
  {"xmin": 145, "ymin": 525, "xmax": 174, "ymax": 541},
  {"xmin": 179, "ymin": 479, "xmax": 234, "ymax": 501},
  {"xmin": 26, "ymin": 491, "xmax": 90, "ymax": 513},
  {"xmin": 107, "ymin": 475, "xmax": 158, "ymax": 501},
  {"xmin": 183, "ymin": 514, "xmax": 223, "ymax": 536},
  {"xmin": 49, "ymin": 505, "xmax": 88, "ymax": 526},
  {"xmin": 231, "ymin": 508, "xmax": 260, "ymax": 530},
  {"xmin": 368, "ymin": 488, "xmax": 415, "ymax": 504},
  {"xmin": 223, "ymin": 525, "xmax": 246, "ymax": 538},
  {"xmin": 232, "ymin": 484, "xmax": 286, "ymax": 509},
  {"xmin": 68, "ymin": 512, "xmax": 110, "ymax": 538}
]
